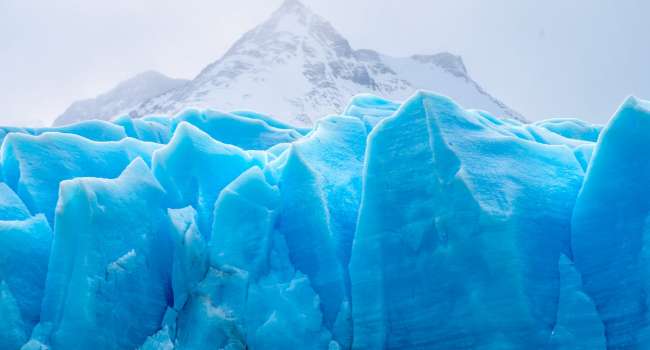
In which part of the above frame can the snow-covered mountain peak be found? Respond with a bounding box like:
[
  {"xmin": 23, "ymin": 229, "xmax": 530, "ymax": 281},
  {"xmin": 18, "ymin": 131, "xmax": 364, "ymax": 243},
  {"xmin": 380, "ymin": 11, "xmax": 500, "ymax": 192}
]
[
  {"xmin": 210, "ymin": 0, "xmax": 352, "ymax": 71},
  {"xmin": 54, "ymin": 71, "xmax": 188, "ymax": 126},
  {"xmin": 57, "ymin": 0, "xmax": 524, "ymax": 126},
  {"xmin": 266, "ymin": 0, "xmax": 332, "ymax": 35},
  {"xmin": 271, "ymin": 0, "xmax": 313, "ymax": 25}
]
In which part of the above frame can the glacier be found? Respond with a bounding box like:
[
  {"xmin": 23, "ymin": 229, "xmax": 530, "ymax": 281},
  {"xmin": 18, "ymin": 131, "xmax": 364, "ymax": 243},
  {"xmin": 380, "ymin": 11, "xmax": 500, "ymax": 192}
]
[{"xmin": 0, "ymin": 91, "xmax": 647, "ymax": 349}]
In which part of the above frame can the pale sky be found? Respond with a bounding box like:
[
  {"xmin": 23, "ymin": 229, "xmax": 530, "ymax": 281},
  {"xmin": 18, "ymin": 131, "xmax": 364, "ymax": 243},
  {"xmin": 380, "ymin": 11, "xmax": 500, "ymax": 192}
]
[{"xmin": 0, "ymin": 0, "xmax": 648, "ymax": 126}]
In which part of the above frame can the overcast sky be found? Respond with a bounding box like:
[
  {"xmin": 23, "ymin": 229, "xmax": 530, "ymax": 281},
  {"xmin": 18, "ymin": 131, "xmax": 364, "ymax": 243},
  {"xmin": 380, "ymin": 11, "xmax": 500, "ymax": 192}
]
[{"xmin": 1, "ymin": 0, "xmax": 648, "ymax": 126}]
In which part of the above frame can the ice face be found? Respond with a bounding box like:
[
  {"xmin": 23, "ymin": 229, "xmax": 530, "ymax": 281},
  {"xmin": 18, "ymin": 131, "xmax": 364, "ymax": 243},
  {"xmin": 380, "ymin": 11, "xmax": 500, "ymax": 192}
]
[
  {"xmin": 170, "ymin": 109, "xmax": 303, "ymax": 151},
  {"xmin": 32, "ymin": 159, "xmax": 173, "ymax": 350},
  {"xmin": 151, "ymin": 122, "xmax": 263, "ymax": 239},
  {"xmin": 350, "ymin": 92, "xmax": 585, "ymax": 348},
  {"xmin": 571, "ymin": 97, "xmax": 650, "ymax": 348},
  {"xmin": 1, "ymin": 133, "xmax": 161, "ymax": 224},
  {"xmin": 0, "ymin": 214, "xmax": 51, "ymax": 349},
  {"xmin": 0, "ymin": 92, "xmax": 645, "ymax": 349}
]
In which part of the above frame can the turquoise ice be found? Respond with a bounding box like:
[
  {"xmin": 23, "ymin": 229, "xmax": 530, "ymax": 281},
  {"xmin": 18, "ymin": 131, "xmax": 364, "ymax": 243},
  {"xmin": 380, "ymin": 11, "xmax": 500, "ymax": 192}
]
[{"xmin": 1, "ymin": 92, "xmax": 647, "ymax": 349}]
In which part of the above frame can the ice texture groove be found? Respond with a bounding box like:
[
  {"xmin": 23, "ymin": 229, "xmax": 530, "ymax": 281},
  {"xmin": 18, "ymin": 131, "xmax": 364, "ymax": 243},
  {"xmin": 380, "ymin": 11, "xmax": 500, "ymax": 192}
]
[{"xmin": 0, "ymin": 91, "xmax": 645, "ymax": 350}]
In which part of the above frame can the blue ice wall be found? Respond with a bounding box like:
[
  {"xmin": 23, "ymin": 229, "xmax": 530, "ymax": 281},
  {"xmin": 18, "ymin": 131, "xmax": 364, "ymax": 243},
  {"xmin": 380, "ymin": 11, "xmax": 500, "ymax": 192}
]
[
  {"xmin": 350, "ymin": 93, "xmax": 585, "ymax": 348},
  {"xmin": 0, "ymin": 93, "xmax": 645, "ymax": 349},
  {"xmin": 572, "ymin": 97, "xmax": 650, "ymax": 348}
]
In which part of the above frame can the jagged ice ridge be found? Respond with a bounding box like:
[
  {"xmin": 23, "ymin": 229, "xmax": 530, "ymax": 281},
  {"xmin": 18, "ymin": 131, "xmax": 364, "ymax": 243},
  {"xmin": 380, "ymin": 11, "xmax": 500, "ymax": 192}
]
[{"xmin": 2, "ymin": 91, "xmax": 650, "ymax": 349}]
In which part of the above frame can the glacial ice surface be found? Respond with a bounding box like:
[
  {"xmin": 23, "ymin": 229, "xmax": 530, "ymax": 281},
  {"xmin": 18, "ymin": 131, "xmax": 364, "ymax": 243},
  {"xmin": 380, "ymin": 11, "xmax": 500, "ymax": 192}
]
[{"xmin": 0, "ymin": 92, "xmax": 646, "ymax": 349}]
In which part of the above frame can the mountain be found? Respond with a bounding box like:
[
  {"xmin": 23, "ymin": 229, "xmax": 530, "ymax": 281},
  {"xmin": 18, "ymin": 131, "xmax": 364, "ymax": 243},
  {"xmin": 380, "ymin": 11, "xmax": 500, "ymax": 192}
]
[
  {"xmin": 55, "ymin": 0, "xmax": 523, "ymax": 126},
  {"xmin": 53, "ymin": 71, "xmax": 188, "ymax": 126}
]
